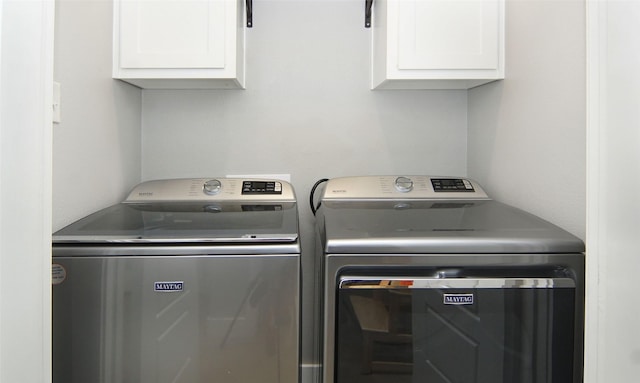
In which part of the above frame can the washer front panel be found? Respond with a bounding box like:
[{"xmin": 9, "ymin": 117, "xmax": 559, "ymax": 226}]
[{"xmin": 54, "ymin": 178, "xmax": 299, "ymax": 246}]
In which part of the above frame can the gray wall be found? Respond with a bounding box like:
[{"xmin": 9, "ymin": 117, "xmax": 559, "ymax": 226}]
[
  {"xmin": 468, "ymin": 0, "xmax": 586, "ymax": 239},
  {"xmin": 53, "ymin": 0, "xmax": 142, "ymax": 231}
]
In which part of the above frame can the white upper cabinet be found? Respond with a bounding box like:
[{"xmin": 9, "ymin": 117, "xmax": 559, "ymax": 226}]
[
  {"xmin": 371, "ymin": 0, "xmax": 504, "ymax": 89},
  {"xmin": 113, "ymin": 0, "xmax": 245, "ymax": 89}
]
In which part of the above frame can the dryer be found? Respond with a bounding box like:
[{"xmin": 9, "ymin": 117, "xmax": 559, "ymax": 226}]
[
  {"xmin": 53, "ymin": 178, "xmax": 300, "ymax": 383},
  {"xmin": 315, "ymin": 176, "xmax": 584, "ymax": 383}
]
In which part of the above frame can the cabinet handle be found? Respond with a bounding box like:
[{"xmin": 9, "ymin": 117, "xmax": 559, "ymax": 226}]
[
  {"xmin": 365, "ymin": 0, "xmax": 373, "ymax": 28},
  {"xmin": 247, "ymin": 0, "xmax": 253, "ymax": 27}
]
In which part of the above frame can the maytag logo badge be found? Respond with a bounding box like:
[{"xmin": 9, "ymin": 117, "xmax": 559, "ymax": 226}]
[
  {"xmin": 444, "ymin": 293, "xmax": 474, "ymax": 305},
  {"xmin": 154, "ymin": 281, "xmax": 184, "ymax": 292}
]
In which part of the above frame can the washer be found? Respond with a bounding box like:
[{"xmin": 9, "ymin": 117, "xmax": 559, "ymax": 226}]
[
  {"xmin": 315, "ymin": 176, "xmax": 585, "ymax": 383},
  {"xmin": 53, "ymin": 178, "xmax": 300, "ymax": 383}
]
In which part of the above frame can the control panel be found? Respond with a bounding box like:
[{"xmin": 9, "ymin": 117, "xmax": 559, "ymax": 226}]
[
  {"xmin": 431, "ymin": 178, "xmax": 475, "ymax": 192},
  {"xmin": 242, "ymin": 180, "xmax": 282, "ymax": 195},
  {"xmin": 124, "ymin": 178, "xmax": 295, "ymax": 203},
  {"xmin": 321, "ymin": 176, "xmax": 489, "ymax": 200}
]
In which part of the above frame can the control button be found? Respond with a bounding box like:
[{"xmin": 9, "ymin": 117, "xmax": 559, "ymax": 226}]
[
  {"xmin": 203, "ymin": 179, "xmax": 222, "ymax": 195},
  {"xmin": 395, "ymin": 176, "xmax": 414, "ymax": 193}
]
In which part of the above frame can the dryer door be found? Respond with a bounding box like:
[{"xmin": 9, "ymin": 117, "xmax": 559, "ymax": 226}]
[{"xmin": 336, "ymin": 276, "xmax": 576, "ymax": 383}]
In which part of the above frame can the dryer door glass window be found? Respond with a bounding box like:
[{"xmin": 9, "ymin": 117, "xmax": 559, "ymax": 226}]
[{"xmin": 336, "ymin": 277, "xmax": 576, "ymax": 383}]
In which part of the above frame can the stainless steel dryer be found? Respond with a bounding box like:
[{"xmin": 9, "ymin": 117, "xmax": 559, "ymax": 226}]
[
  {"xmin": 315, "ymin": 176, "xmax": 585, "ymax": 383},
  {"xmin": 53, "ymin": 178, "xmax": 300, "ymax": 383}
]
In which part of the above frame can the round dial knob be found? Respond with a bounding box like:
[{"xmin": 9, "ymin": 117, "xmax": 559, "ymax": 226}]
[
  {"xmin": 394, "ymin": 176, "xmax": 414, "ymax": 193},
  {"xmin": 203, "ymin": 179, "xmax": 222, "ymax": 195}
]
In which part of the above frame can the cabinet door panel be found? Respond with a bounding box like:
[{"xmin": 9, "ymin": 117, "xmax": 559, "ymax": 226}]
[
  {"xmin": 398, "ymin": 0, "xmax": 499, "ymax": 70},
  {"xmin": 120, "ymin": 0, "xmax": 226, "ymax": 69}
]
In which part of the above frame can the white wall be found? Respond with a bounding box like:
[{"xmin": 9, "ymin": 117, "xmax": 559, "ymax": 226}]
[
  {"xmin": 585, "ymin": 0, "xmax": 640, "ymax": 380},
  {"xmin": 140, "ymin": 0, "xmax": 468, "ymax": 369},
  {"xmin": 467, "ymin": 0, "xmax": 586, "ymax": 239},
  {"xmin": 53, "ymin": 0, "xmax": 142, "ymax": 231},
  {"xmin": 0, "ymin": 1, "xmax": 54, "ymax": 382}
]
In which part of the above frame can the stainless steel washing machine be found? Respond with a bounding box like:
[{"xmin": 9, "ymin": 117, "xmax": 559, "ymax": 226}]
[
  {"xmin": 53, "ymin": 178, "xmax": 300, "ymax": 383},
  {"xmin": 314, "ymin": 176, "xmax": 585, "ymax": 383}
]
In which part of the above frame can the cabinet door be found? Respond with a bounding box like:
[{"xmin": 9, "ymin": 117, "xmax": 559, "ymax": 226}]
[
  {"xmin": 119, "ymin": 0, "xmax": 226, "ymax": 69},
  {"xmin": 397, "ymin": 0, "xmax": 500, "ymax": 71},
  {"xmin": 372, "ymin": 0, "xmax": 504, "ymax": 89}
]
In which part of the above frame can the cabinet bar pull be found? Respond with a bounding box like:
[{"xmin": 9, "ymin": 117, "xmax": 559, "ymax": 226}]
[
  {"xmin": 247, "ymin": 0, "xmax": 253, "ymax": 27},
  {"xmin": 365, "ymin": 0, "xmax": 373, "ymax": 28}
]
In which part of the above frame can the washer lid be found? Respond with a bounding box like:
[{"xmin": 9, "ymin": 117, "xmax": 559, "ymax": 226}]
[
  {"xmin": 53, "ymin": 201, "xmax": 299, "ymax": 244},
  {"xmin": 320, "ymin": 200, "xmax": 584, "ymax": 254},
  {"xmin": 54, "ymin": 178, "xmax": 299, "ymax": 244}
]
